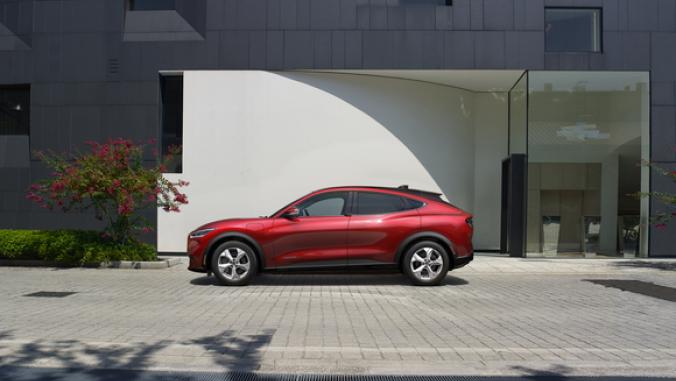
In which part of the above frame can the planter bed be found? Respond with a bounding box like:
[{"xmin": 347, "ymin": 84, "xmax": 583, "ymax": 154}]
[{"xmin": 0, "ymin": 256, "xmax": 182, "ymax": 269}]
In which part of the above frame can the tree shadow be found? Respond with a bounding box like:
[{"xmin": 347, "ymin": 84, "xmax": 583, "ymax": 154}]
[
  {"xmin": 0, "ymin": 334, "xmax": 170, "ymax": 381},
  {"xmin": 190, "ymin": 271, "xmax": 468, "ymax": 287},
  {"xmin": 612, "ymin": 260, "xmax": 676, "ymax": 271},
  {"xmin": 189, "ymin": 329, "xmax": 275, "ymax": 372},
  {"xmin": 0, "ymin": 328, "xmax": 275, "ymax": 380}
]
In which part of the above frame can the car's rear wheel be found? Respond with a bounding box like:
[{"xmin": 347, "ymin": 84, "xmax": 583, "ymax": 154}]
[
  {"xmin": 402, "ymin": 241, "xmax": 450, "ymax": 286},
  {"xmin": 210, "ymin": 241, "xmax": 258, "ymax": 286}
]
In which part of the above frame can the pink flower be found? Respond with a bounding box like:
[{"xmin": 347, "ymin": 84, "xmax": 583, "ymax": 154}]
[
  {"xmin": 656, "ymin": 223, "xmax": 668, "ymax": 230},
  {"xmin": 50, "ymin": 181, "xmax": 65, "ymax": 193},
  {"xmin": 174, "ymin": 193, "xmax": 188, "ymax": 204}
]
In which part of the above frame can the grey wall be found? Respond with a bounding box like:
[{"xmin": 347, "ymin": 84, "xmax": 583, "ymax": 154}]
[{"xmin": 0, "ymin": 0, "xmax": 674, "ymax": 255}]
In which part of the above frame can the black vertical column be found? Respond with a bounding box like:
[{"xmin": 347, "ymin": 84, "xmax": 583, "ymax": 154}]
[
  {"xmin": 500, "ymin": 159, "xmax": 510, "ymax": 253},
  {"xmin": 507, "ymin": 154, "xmax": 527, "ymax": 257}
]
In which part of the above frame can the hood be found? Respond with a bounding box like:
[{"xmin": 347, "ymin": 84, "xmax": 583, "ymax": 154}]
[{"xmin": 196, "ymin": 217, "xmax": 268, "ymax": 231}]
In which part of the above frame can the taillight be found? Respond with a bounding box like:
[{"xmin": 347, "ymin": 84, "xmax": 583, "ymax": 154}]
[{"xmin": 465, "ymin": 217, "xmax": 473, "ymax": 228}]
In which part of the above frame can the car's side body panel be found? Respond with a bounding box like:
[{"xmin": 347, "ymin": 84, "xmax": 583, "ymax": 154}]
[
  {"xmin": 267, "ymin": 216, "xmax": 349, "ymax": 268},
  {"xmin": 347, "ymin": 210, "xmax": 421, "ymax": 265},
  {"xmin": 187, "ymin": 186, "xmax": 473, "ymax": 275}
]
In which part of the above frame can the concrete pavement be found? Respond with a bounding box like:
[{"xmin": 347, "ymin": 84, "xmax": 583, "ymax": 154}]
[{"xmin": 1, "ymin": 255, "xmax": 676, "ymax": 378}]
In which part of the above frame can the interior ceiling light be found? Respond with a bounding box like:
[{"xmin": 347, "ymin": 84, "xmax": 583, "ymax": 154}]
[{"xmin": 556, "ymin": 122, "xmax": 610, "ymax": 141}]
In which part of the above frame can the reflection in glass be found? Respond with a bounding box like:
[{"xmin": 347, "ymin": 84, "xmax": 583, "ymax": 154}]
[
  {"xmin": 541, "ymin": 216, "xmax": 561, "ymax": 255},
  {"xmin": 527, "ymin": 72, "xmax": 649, "ymax": 257},
  {"xmin": 619, "ymin": 215, "xmax": 640, "ymax": 257},
  {"xmin": 583, "ymin": 216, "xmax": 601, "ymax": 254}
]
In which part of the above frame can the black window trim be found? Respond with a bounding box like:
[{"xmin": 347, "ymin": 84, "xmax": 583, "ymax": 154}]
[{"xmin": 544, "ymin": 6, "xmax": 603, "ymax": 54}]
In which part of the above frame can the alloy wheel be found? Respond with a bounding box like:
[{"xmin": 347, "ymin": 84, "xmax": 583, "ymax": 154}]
[
  {"xmin": 409, "ymin": 247, "xmax": 444, "ymax": 281},
  {"xmin": 217, "ymin": 247, "xmax": 251, "ymax": 281}
]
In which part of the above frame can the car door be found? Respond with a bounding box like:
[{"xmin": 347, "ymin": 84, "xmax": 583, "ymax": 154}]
[
  {"xmin": 268, "ymin": 191, "xmax": 350, "ymax": 268},
  {"xmin": 347, "ymin": 191, "xmax": 421, "ymax": 265}
]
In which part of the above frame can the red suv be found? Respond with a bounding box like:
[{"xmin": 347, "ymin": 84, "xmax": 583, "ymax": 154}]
[{"xmin": 187, "ymin": 186, "xmax": 473, "ymax": 286}]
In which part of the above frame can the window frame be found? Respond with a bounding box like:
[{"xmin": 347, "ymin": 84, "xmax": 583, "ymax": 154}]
[
  {"xmin": 296, "ymin": 191, "xmax": 351, "ymax": 218},
  {"xmin": 159, "ymin": 74, "xmax": 183, "ymax": 174},
  {"xmin": 544, "ymin": 7, "xmax": 603, "ymax": 53},
  {"xmin": 0, "ymin": 84, "xmax": 30, "ymax": 137},
  {"xmin": 352, "ymin": 191, "xmax": 418, "ymax": 216}
]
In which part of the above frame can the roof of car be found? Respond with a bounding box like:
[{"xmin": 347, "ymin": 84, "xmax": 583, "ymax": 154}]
[{"xmin": 317, "ymin": 185, "xmax": 443, "ymax": 198}]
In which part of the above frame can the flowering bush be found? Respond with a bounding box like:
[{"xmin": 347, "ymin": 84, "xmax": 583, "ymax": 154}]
[{"xmin": 26, "ymin": 139, "xmax": 189, "ymax": 244}]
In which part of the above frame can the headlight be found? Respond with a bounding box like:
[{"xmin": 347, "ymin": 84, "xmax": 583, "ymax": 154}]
[{"xmin": 189, "ymin": 228, "xmax": 214, "ymax": 238}]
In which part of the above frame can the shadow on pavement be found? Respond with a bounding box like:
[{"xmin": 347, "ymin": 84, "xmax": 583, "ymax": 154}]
[
  {"xmin": 0, "ymin": 328, "xmax": 274, "ymax": 381},
  {"xmin": 0, "ymin": 367, "xmax": 674, "ymax": 381},
  {"xmin": 190, "ymin": 329, "xmax": 275, "ymax": 371},
  {"xmin": 190, "ymin": 272, "xmax": 468, "ymax": 287},
  {"xmin": 611, "ymin": 260, "xmax": 676, "ymax": 271}
]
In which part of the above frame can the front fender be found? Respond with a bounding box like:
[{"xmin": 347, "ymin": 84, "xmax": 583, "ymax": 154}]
[{"xmin": 204, "ymin": 232, "xmax": 267, "ymax": 270}]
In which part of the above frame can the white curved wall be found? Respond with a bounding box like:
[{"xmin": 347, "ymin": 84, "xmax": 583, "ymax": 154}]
[{"xmin": 158, "ymin": 71, "xmax": 504, "ymax": 252}]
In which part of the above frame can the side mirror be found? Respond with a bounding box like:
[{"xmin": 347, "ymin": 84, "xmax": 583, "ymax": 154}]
[{"xmin": 283, "ymin": 207, "xmax": 301, "ymax": 219}]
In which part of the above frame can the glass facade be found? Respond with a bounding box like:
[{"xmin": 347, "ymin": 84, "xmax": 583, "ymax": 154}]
[{"xmin": 522, "ymin": 71, "xmax": 650, "ymax": 257}]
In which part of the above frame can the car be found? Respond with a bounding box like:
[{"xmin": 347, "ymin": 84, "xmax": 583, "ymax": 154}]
[{"xmin": 187, "ymin": 186, "xmax": 474, "ymax": 286}]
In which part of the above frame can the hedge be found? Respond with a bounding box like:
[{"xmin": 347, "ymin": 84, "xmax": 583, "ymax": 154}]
[{"xmin": 0, "ymin": 230, "xmax": 157, "ymax": 265}]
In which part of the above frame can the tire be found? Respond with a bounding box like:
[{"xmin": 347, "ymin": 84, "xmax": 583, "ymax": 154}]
[
  {"xmin": 402, "ymin": 241, "xmax": 450, "ymax": 286},
  {"xmin": 210, "ymin": 241, "xmax": 258, "ymax": 286}
]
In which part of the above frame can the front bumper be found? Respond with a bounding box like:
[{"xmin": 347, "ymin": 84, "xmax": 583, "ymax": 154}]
[{"xmin": 187, "ymin": 237, "xmax": 208, "ymax": 273}]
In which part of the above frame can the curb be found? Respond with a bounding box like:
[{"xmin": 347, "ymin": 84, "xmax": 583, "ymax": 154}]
[{"xmin": 0, "ymin": 257, "xmax": 183, "ymax": 270}]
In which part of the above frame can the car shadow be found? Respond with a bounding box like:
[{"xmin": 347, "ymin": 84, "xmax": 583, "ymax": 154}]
[{"xmin": 190, "ymin": 270, "xmax": 468, "ymax": 287}]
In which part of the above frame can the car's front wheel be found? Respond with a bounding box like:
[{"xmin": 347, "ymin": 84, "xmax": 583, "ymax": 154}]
[
  {"xmin": 402, "ymin": 241, "xmax": 450, "ymax": 286},
  {"xmin": 210, "ymin": 241, "xmax": 258, "ymax": 286}
]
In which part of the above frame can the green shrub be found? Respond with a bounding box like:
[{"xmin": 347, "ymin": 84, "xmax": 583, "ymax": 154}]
[{"xmin": 0, "ymin": 230, "xmax": 157, "ymax": 265}]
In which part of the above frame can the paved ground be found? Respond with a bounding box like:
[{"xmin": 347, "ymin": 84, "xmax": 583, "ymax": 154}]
[{"xmin": 1, "ymin": 255, "xmax": 676, "ymax": 380}]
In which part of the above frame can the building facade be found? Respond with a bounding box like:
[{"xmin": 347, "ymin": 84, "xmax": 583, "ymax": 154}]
[{"xmin": 0, "ymin": 0, "xmax": 674, "ymax": 257}]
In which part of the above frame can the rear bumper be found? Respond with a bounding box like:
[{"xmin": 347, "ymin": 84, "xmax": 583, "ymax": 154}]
[{"xmin": 453, "ymin": 253, "xmax": 473, "ymax": 269}]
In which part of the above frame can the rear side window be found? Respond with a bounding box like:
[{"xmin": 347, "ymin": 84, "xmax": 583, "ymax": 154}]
[
  {"xmin": 355, "ymin": 192, "xmax": 409, "ymax": 215},
  {"xmin": 404, "ymin": 198, "xmax": 425, "ymax": 210}
]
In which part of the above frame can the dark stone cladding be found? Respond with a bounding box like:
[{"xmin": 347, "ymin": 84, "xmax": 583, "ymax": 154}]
[{"xmin": 0, "ymin": 0, "xmax": 674, "ymax": 255}]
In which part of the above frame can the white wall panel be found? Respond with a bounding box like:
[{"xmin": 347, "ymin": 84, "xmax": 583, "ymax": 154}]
[{"xmin": 158, "ymin": 70, "xmax": 505, "ymax": 253}]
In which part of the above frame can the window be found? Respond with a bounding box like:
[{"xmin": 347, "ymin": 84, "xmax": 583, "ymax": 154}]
[
  {"xmin": 129, "ymin": 0, "xmax": 176, "ymax": 11},
  {"xmin": 0, "ymin": 85, "xmax": 30, "ymax": 136},
  {"xmin": 355, "ymin": 192, "xmax": 408, "ymax": 215},
  {"xmin": 404, "ymin": 198, "xmax": 425, "ymax": 210},
  {"xmin": 160, "ymin": 75, "xmax": 183, "ymax": 173},
  {"xmin": 545, "ymin": 8, "xmax": 601, "ymax": 52},
  {"xmin": 298, "ymin": 192, "xmax": 349, "ymax": 217}
]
